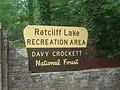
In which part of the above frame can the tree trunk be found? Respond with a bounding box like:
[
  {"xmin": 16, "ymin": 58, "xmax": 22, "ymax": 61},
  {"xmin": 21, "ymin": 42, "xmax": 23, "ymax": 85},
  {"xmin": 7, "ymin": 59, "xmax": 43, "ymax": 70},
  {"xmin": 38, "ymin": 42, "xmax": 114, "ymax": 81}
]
[
  {"xmin": 37, "ymin": 0, "xmax": 51, "ymax": 25},
  {"xmin": 28, "ymin": 0, "xmax": 34, "ymax": 24}
]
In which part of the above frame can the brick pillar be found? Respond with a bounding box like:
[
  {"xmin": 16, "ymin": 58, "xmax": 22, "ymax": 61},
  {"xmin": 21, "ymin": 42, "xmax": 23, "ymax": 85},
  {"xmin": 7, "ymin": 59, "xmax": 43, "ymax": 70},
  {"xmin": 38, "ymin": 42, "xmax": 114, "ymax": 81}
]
[
  {"xmin": 0, "ymin": 24, "xmax": 2, "ymax": 90},
  {"xmin": 0, "ymin": 24, "xmax": 9, "ymax": 90},
  {"xmin": 2, "ymin": 30, "xmax": 9, "ymax": 90}
]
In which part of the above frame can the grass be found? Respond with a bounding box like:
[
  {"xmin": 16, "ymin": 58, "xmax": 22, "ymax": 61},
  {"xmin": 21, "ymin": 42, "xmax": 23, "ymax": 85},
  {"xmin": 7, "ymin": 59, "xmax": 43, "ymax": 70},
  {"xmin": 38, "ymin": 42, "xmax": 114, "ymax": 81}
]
[{"xmin": 21, "ymin": 51, "xmax": 28, "ymax": 57}]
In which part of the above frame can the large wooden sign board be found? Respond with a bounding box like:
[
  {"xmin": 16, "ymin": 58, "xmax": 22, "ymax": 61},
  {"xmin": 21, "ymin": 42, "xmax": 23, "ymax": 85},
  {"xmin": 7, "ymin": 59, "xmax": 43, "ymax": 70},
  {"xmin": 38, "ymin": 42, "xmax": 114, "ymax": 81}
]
[{"xmin": 24, "ymin": 25, "xmax": 88, "ymax": 73}]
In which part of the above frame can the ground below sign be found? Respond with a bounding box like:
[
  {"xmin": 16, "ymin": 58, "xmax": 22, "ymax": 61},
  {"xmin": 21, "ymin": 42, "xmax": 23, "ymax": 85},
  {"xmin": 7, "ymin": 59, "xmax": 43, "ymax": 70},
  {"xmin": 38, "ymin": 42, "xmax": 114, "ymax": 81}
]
[{"xmin": 24, "ymin": 25, "xmax": 88, "ymax": 73}]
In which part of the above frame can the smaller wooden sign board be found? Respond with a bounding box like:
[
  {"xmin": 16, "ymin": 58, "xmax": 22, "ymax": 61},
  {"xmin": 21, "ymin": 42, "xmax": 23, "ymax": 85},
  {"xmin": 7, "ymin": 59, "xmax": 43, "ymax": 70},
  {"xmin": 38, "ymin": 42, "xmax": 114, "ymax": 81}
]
[{"xmin": 24, "ymin": 25, "xmax": 88, "ymax": 73}]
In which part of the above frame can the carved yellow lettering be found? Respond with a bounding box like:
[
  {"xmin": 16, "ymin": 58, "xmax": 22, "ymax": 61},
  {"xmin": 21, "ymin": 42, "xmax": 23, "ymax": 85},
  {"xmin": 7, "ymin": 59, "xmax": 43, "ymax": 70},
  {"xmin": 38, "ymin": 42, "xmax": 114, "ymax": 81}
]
[{"xmin": 36, "ymin": 60, "xmax": 41, "ymax": 66}]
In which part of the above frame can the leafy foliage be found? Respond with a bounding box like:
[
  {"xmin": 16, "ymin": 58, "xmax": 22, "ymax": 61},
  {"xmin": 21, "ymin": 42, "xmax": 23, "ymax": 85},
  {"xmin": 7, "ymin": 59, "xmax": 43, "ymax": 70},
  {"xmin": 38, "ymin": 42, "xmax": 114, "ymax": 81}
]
[
  {"xmin": 0, "ymin": 0, "xmax": 28, "ymax": 41},
  {"xmin": 81, "ymin": 0, "xmax": 120, "ymax": 58}
]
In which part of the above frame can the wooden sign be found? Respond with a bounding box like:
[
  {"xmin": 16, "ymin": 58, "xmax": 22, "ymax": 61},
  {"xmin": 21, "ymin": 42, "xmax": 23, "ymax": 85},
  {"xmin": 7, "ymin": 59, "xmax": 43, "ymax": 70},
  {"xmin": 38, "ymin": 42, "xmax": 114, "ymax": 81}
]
[{"xmin": 24, "ymin": 25, "xmax": 88, "ymax": 73}]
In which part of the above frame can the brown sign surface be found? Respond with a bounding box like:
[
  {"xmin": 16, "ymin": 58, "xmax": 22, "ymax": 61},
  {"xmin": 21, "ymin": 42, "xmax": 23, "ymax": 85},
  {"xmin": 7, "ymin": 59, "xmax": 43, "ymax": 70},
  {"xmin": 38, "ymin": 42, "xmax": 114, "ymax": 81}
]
[{"xmin": 24, "ymin": 25, "xmax": 88, "ymax": 73}]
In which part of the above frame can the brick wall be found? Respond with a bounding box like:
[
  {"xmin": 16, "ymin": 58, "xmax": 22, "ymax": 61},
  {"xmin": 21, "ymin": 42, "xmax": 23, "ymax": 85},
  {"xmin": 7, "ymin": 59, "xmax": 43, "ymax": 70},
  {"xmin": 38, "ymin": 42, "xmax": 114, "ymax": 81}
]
[{"xmin": 8, "ymin": 43, "xmax": 120, "ymax": 90}]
